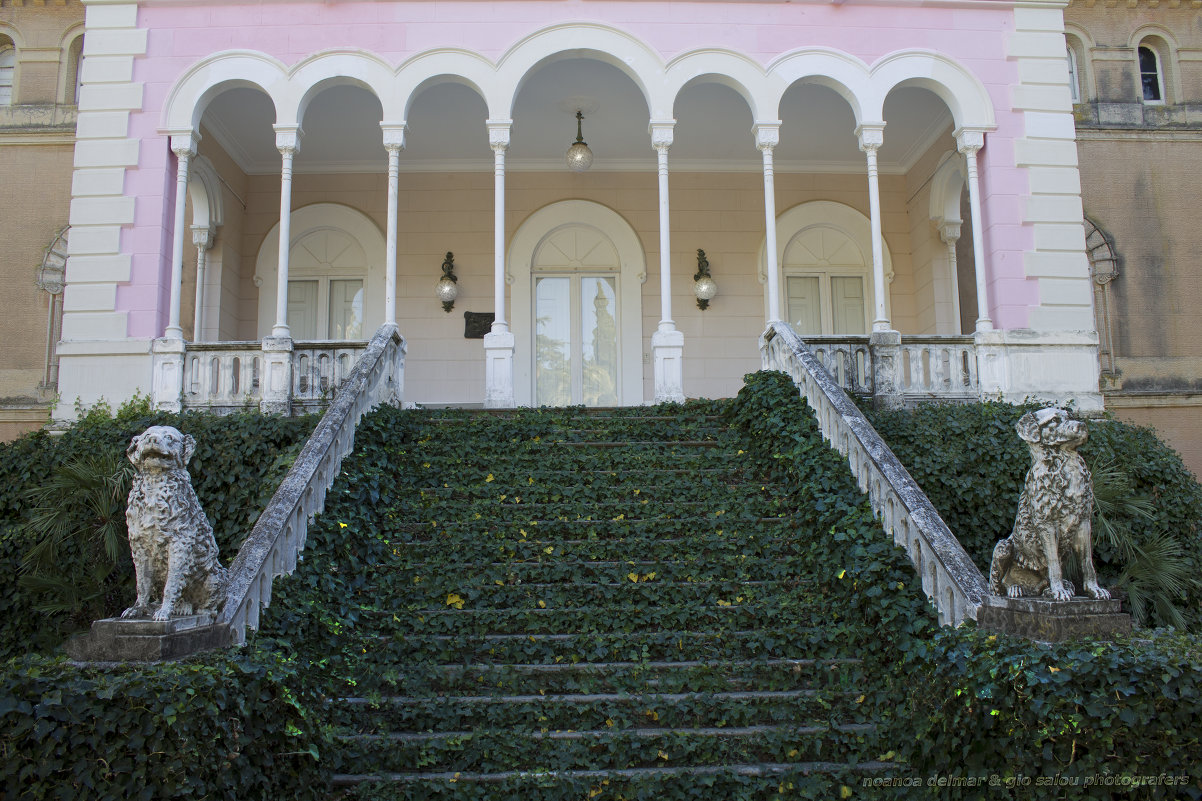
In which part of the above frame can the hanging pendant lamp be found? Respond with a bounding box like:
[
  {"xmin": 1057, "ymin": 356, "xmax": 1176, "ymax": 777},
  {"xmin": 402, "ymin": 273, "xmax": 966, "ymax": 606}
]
[{"xmin": 565, "ymin": 110, "xmax": 594, "ymax": 172}]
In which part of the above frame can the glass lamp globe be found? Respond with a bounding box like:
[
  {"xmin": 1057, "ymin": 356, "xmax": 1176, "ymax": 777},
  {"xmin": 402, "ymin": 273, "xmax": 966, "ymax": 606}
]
[
  {"xmin": 565, "ymin": 111, "xmax": 593, "ymax": 172},
  {"xmin": 694, "ymin": 275, "xmax": 718, "ymax": 310},
  {"xmin": 436, "ymin": 276, "xmax": 459, "ymax": 312}
]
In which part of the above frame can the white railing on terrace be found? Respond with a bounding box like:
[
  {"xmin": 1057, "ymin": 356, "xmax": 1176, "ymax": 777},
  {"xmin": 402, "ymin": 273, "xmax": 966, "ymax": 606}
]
[
  {"xmin": 897, "ymin": 336, "xmax": 978, "ymax": 398},
  {"xmin": 181, "ymin": 340, "xmax": 369, "ymax": 412},
  {"xmin": 218, "ymin": 324, "xmax": 405, "ymax": 645},
  {"xmin": 801, "ymin": 334, "xmax": 979, "ymax": 402},
  {"xmin": 761, "ymin": 322, "xmax": 989, "ymax": 626}
]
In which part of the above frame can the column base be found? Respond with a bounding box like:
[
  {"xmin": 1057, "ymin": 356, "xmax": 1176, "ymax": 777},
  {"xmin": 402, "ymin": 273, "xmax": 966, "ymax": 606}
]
[
  {"xmin": 260, "ymin": 336, "xmax": 293, "ymax": 415},
  {"xmin": 483, "ymin": 328, "xmax": 515, "ymax": 409},
  {"xmin": 150, "ymin": 336, "xmax": 186, "ymax": 413},
  {"xmin": 652, "ymin": 325, "xmax": 685, "ymax": 404}
]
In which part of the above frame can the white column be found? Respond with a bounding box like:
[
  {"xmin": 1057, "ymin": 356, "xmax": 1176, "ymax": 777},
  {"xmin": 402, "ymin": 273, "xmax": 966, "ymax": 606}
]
[
  {"xmin": 191, "ymin": 226, "xmax": 214, "ymax": 341},
  {"xmin": 165, "ymin": 133, "xmax": 198, "ymax": 340},
  {"xmin": 381, "ymin": 124, "xmax": 406, "ymax": 327},
  {"xmin": 857, "ymin": 124, "xmax": 890, "ymax": 332},
  {"xmin": 754, "ymin": 123, "xmax": 782, "ymax": 324},
  {"xmin": 957, "ymin": 129, "xmax": 993, "ymax": 331},
  {"xmin": 484, "ymin": 120, "xmax": 515, "ymax": 408},
  {"xmin": 272, "ymin": 126, "xmax": 301, "ymax": 338},
  {"xmin": 938, "ymin": 221, "xmax": 963, "ymax": 334},
  {"xmin": 650, "ymin": 121, "xmax": 684, "ymax": 404}
]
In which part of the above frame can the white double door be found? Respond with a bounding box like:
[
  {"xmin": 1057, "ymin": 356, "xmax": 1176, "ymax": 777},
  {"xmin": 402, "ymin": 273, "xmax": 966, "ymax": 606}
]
[{"xmin": 534, "ymin": 273, "xmax": 620, "ymax": 407}]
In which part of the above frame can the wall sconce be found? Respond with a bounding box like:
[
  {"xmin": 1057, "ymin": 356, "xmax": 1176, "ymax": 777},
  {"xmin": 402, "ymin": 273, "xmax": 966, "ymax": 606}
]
[
  {"xmin": 436, "ymin": 251, "xmax": 459, "ymax": 312},
  {"xmin": 694, "ymin": 249, "xmax": 718, "ymax": 310},
  {"xmin": 565, "ymin": 110, "xmax": 594, "ymax": 173}
]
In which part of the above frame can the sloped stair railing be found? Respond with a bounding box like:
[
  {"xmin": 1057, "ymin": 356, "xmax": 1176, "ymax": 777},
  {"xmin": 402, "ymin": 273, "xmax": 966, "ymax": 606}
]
[
  {"xmin": 219, "ymin": 324, "xmax": 406, "ymax": 644},
  {"xmin": 761, "ymin": 321, "xmax": 988, "ymax": 626}
]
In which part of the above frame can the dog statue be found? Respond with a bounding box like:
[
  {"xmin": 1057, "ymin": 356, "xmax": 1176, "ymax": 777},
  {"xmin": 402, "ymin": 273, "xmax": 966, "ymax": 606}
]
[
  {"xmin": 988, "ymin": 408, "xmax": 1110, "ymax": 602},
  {"xmin": 120, "ymin": 426, "xmax": 228, "ymax": 622}
]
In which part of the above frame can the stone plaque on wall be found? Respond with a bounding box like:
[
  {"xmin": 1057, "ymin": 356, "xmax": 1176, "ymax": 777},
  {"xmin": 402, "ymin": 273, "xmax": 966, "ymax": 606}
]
[{"xmin": 464, "ymin": 312, "xmax": 495, "ymax": 339}]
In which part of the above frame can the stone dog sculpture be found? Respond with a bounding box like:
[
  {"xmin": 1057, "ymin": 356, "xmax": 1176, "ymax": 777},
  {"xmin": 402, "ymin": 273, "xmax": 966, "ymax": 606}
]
[
  {"xmin": 120, "ymin": 426, "xmax": 228, "ymax": 622},
  {"xmin": 988, "ymin": 408, "xmax": 1110, "ymax": 602}
]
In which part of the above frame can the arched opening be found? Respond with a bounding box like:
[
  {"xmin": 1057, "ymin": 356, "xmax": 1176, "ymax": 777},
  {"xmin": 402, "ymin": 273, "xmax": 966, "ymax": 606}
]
[{"xmin": 0, "ymin": 37, "xmax": 15, "ymax": 106}]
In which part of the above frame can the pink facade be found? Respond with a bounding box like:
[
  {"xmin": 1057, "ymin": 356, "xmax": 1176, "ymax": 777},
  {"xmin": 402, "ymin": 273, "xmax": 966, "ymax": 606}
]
[{"xmin": 116, "ymin": 0, "xmax": 1036, "ymax": 338}]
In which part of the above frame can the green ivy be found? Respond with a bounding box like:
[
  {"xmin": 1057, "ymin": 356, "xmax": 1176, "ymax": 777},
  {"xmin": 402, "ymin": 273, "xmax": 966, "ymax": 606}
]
[{"xmin": 0, "ymin": 648, "xmax": 329, "ymax": 800}]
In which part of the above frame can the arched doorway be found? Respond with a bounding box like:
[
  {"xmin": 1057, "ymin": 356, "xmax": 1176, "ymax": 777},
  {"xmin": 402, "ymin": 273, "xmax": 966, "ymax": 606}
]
[
  {"xmin": 254, "ymin": 203, "xmax": 386, "ymax": 340},
  {"xmin": 509, "ymin": 200, "xmax": 646, "ymax": 407},
  {"xmin": 761, "ymin": 201, "xmax": 893, "ymax": 336}
]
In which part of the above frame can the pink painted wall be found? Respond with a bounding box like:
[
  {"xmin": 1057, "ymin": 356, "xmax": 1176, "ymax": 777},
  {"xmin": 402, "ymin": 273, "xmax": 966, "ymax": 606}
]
[{"xmin": 118, "ymin": 0, "xmax": 1032, "ymax": 337}]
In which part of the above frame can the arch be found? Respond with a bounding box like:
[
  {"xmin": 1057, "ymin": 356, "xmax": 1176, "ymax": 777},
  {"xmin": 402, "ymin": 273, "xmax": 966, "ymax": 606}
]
[
  {"xmin": 929, "ymin": 152, "xmax": 966, "ymax": 226},
  {"xmin": 0, "ymin": 26, "xmax": 19, "ymax": 107},
  {"xmin": 253, "ymin": 203, "xmax": 386, "ymax": 339},
  {"xmin": 57, "ymin": 24, "xmax": 85, "ymax": 105},
  {"xmin": 665, "ymin": 50, "xmax": 773, "ymax": 121},
  {"xmin": 290, "ymin": 50, "xmax": 400, "ymax": 124},
  {"xmin": 767, "ymin": 48, "xmax": 871, "ymax": 125},
  {"xmin": 161, "ymin": 51, "xmax": 288, "ymax": 132},
  {"xmin": 508, "ymin": 200, "xmax": 647, "ymax": 407},
  {"xmin": 498, "ymin": 24, "xmax": 669, "ymax": 118},
  {"xmin": 395, "ymin": 49, "xmax": 499, "ymax": 120},
  {"xmin": 869, "ymin": 50, "xmax": 996, "ymax": 131},
  {"xmin": 1063, "ymin": 26, "xmax": 1095, "ymax": 104},
  {"xmin": 187, "ymin": 155, "xmax": 224, "ymax": 233},
  {"xmin": 759, "ymin": 201, "xmax": 894, "ymax": 331}
]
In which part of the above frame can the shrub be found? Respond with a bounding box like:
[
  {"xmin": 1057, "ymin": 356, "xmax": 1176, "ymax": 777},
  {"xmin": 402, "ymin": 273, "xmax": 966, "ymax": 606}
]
[{"xmin": 0, "ymin": 648, "xmax": 329, "ymax": 800}]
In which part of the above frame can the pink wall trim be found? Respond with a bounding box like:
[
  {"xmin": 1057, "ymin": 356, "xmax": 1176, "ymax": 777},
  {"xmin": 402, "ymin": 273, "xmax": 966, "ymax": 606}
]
[{"xmin": 118, "ymin": 0, "xmax": 1036, "ymax": 336}]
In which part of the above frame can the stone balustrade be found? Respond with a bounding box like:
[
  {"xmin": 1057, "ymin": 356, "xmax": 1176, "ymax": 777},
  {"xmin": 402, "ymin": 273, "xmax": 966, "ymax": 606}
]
[
  {"xmin": 801, "ymin": 334, "xmax": 979, "ymax": 405},
  {"xmin": 761, "ymin": 321, "xmax": 989, "ymax": 626},
  {"xmin": 177, "ymin": 340, "xmax": 368, "ymax": 414},
  {"xmin": 218, "ymin": 324, "xmax": 405, "ymax": 644}
]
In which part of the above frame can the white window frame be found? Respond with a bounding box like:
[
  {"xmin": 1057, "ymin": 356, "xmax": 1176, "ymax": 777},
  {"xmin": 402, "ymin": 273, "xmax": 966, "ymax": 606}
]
[
  {"xmin": 0, "ymin": 43, "xmax": 15, "ymax": 107},
  {"xmin": 1138, "ymin": 43, "xmax": 1165, "ymax": 105},
  {"xmin": 1066, "ymin": 45, "xmax": 1081, "ymax": 103}
]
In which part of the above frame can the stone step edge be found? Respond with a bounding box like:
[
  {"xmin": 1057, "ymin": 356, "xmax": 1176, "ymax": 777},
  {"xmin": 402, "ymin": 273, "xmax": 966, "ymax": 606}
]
[
  {"xmin": 331, "ymin": 761, "xmax": 895, "ymax": 785},
  {"xmin": 366, "ymin": 658, "xmax": 862, "ymax": 673},
  {"xmin": 366, "ymin": 628, "xmax": 831, "ymax": 643},
  {"xmin": 340, "ymin": 722, "xmax": 878, "ymax": 743},
  {"xmin": 337, "ymin": 689, "xmax": 838, "ymax": 705}
]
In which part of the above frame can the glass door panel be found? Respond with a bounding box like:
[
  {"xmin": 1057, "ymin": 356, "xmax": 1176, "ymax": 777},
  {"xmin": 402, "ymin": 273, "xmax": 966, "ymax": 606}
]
[
  {"xmin": 830, "ymin": 276, "xmax": 867, "ymax": 335},
  {"xmin": 329, "ymin": 279, "xmax": 364, "ymax": 339},
  {"xmin": 287, "ymin": 280, "xmax": 319, "ymax": 340},
  {"xmin": 581, "ymin": 276, "xmax": 619, "ymax": 406},
  {"xmin": 786, "ymin": 276, "xmax": 822, "ymax": 336},
  {"xmin": 535, "ymin": 277, "xmax": 572, "ymax": 407}
]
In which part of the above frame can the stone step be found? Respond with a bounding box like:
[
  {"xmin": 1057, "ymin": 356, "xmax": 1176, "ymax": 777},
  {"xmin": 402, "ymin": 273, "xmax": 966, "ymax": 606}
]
[
  {"xmin": 330, "ymin": 722, "xmax": 881, "ymax": 775},
  {"xmin": 326, "ymin": 687, "xmax": 874, "ymax": 733}
]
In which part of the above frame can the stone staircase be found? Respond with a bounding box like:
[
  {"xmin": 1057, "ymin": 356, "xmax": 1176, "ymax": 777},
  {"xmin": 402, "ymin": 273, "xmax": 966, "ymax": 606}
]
[{"xmin": 258, "ymin": 403, "xmax": 898, "ymax": 798}]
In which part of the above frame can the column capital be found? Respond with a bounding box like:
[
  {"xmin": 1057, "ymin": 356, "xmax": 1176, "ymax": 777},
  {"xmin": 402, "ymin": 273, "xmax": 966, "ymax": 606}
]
[
  {"xmin": 955, "ymin": 127, "xmax": 986, "ymax": 154},
  {"xmin": 381, "ymin": 122, "xmax": 407, "ymax": 151},
  {"xmin": 649, "ymin": 119, "xmax": 675, "ymax": 150},
  {"xmin": 487, "ymin": 119, "xmax": 512, "ymax": 151},
  {"xmin": 855, "ymin": 123, "xmax": 885, "ymax": 153},
  {"xmin": 938, "ymin": 221, "xmax": 962, "ymax": 244},
  {"xmin": 752, "ymin": 122, "xmax": 781, "ymax": 151},
  {"xmin": 274, "ymin": 125, "xmax": 303, "ymax": 155},
  {"xmin": 191, "ymin": 225, "xmax": 214, "ymax": 250},
  {"xmin": 169, "ymin": 131, "xmax": 199, "ymax": 158}
]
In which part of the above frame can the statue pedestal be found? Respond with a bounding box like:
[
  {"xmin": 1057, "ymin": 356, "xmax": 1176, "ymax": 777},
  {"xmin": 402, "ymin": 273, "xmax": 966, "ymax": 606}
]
[
  {"xmin": 977, "ymin": 595, "xmax": 1131, "ymax": 642},
  {"xmin": 64, "ymin": 614, "xmax": 230, "ymax": 662}
]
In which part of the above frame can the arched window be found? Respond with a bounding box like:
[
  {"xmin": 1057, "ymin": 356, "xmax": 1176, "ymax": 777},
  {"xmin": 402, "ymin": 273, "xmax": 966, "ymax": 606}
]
[
  {"xmin": 0, "ymin": 42, "xmax": 15, "ymax": 107},
  {"xmin": 1139, "ymin": 45, "xmax": 1163, "ymax": 103},
  {"xmin": 65, "ymin": 35, "xmax": 84, "ymax": 105},
  {"xmin": 1066, "ymin": 45, "xmax": 1081, "ymax": 103}
]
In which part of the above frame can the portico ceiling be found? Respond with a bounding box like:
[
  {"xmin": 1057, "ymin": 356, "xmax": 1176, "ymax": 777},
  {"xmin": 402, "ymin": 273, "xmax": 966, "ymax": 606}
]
[{"xmin": 199, "ymin": 58, "xmax": 952, "ymax": 177}]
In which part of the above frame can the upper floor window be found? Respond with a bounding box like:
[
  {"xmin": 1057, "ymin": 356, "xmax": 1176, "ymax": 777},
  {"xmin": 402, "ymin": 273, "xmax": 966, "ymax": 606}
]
[
  {"xmin": 66, "ymin": 35, "xmax": 83, "ymax": 105},
  {"xmin": 1139, "ymin": 45, "xmax": 1163, "ymax": 103},
  {"xmin": 0, "ymin": 44, "xmax": 15, "ymax": 107},
  {"xmin": 1066, "ymin": 46, "xmax": 1081, "ymax": 103}
]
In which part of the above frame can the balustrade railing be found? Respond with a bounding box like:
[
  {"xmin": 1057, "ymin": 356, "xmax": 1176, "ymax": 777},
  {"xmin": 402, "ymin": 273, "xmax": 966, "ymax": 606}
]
[
  {"xmin": 897, "ymin": 336, "xmax": 978, "ymax": 398},
  {"xmin": 761, "ymin": 322, "xmax": 988, "ymax": 626},
  {"xmin": 218, "ymin": 324, "xmax": 405, "ymax": 645},
  {"xmin": 180, "ymin": 340, "xmax": 368, "ymax": 413},
  {"xmin": 804, "ymin": 337, "xmax": 874, "ymax": 395}
]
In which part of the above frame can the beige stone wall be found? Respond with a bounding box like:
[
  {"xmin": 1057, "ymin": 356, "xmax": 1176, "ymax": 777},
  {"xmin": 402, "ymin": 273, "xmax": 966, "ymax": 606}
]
[
  {"xmin": 0, "ymin": 2, "xmax": 83, "ymax": 440},
  {"xmin": 1066, "ymin": 3, "xmax": 1202, "ymax": 473},
  {"xmin": 225, "ymin": 167, "xmax": 925, "ymax": 404}
]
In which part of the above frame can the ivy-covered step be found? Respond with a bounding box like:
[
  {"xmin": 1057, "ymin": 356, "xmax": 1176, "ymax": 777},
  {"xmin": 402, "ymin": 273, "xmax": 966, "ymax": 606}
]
[{"xmin": 252, "ymin": 401, "xmax": 898, "ymax": 795}]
